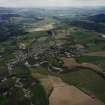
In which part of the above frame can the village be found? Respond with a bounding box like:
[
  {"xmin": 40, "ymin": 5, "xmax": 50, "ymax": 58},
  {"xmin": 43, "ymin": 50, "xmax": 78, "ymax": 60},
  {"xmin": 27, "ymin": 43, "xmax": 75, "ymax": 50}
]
[{"xmin": 0, "ymin": 25, "xmax": 105, "ymax": 105}]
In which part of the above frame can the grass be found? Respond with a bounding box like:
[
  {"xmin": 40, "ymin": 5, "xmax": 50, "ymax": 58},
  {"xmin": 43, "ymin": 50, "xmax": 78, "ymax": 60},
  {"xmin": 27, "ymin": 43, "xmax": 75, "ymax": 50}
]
[
  {"xmin": 17, "ymin": 31, "xmax": 48, "ymax": 46},
  {"xmin": 31, "ymin": 66, "xmax": 49, "ymax": 75},
  {"xmin": 30, "ymin": 66, "xmax": 49, "ymax": 79},
  {"xmin": 76, "ymin": 56, "xmax": 105, "ymax": 63},
  {"xmin": 0, "ymin": 40, "xmax": 16, "ymax": 65},
  {"xmin": 59, "ymin": 69, "xmax": 105, "ymax": 103},
  {"xmin": 71, "ymin": 30, "xmax": 97, "ymax": 44},
  {"xmin": 86, "ymin": 43, "xmax": 105, "ymax": 51},
  {"xmin": 14, "ymin": 65, "xmax": 31, "ymax": 78},
  {"xmin": 0, "ymin": 52, "xmax": 16, "ymax": 66},
  {"xmin": 76, "ymin": 56, "xmax": 105, "ymax": 70},
  {"xmin": 32, "ymin": 83, "xmax": 49, "ymax": 105},
  {"xmin": 30, "ymin": 67, "xmax": 53, "ymax": 96},
  {"xmin": 70, "ymin": 29, "xmax": 105, "ymax": 51},
  {"xmin": 0, "ymin": 97, "xmax": 8, "ymax": 105}
]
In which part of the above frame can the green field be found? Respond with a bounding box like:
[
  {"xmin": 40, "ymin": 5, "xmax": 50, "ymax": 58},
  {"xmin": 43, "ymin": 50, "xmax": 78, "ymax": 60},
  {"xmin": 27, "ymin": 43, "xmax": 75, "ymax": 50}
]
[
  {"xmin": 17, "ymin": 31, "xmax": 48, "ymax": 46},
  {"xmin": 71, "ymin": 30, "xmax": 97, "ymax": 43},
  {"xmin": 29, "ymin": 65, "xmax": 105, "ymax": 103},
  {"xmin": 76, "ymin": 56, "xmax": 105, "ymax": 70},
  {"xmin": 59, "ymin": 69, "xmax": 105, "ymax": 103},
  {"xmin": 71, "ymin": 30, "xmax": 105, "ymax": 51},
  {"xmin": 32, "ymin": 83, "xmax": 49, "ymax": 105},
  {"xmin": 76, "ymin": 56, "xmax": 105, "ymax": 63}
]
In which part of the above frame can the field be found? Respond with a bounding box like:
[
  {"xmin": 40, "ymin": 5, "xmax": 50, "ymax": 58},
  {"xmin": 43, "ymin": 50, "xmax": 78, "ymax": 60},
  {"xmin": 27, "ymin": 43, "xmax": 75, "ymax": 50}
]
[
  {"xmin": 28, "ymin": 63, "xmax": 105, "ymax": 103},
  {"xmin": 59, "ymin": 69, "xmax": 105, "ymax": 103},
  {"xmin": 50, "ymin": 82, "xmax": 104, "ymax": 105},
  {"xmin": 17, "ymin": 31, "xmax": 48, "ymax": 46},
  {"xmin": 76, "ymin": 56, "xmax": 105, "ymax": 70},
  {"xmin": 70, "ymin": 29, "xmax": 105, "ymax": 51}
]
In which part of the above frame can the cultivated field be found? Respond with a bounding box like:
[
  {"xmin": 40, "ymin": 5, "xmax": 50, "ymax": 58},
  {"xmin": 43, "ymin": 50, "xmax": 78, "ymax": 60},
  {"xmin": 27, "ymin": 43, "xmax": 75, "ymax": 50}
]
[{"xmin": 49, "ymin": 77, "xmax": 104, "ymax": 105}]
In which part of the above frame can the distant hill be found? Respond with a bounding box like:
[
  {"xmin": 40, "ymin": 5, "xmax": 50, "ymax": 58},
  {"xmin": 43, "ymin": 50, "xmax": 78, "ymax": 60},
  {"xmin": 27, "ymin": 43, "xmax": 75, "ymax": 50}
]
[
  {"xmin": 69, "ymin": 19, "xmax": 105, "ymax": 34},
  {"xmin": 67, "ymin": 14, "xmax": 105, "ymax": 33},
  {"xmin": 89, "ymin": 14, "xmax": 105, "ymax": 23},
  {"xmin": 0, "ymin": 22, "xmax": 25, "ymax": 41},
  {"xmin": 0, "ymin": 13, "xmax": 21, "ymax": 22}
]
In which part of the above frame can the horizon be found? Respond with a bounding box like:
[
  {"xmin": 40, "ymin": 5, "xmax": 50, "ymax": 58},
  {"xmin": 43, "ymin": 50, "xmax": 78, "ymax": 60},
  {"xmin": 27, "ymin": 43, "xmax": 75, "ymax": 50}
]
[
  {"xmin": 0, "ymin": 0, "xmax": 105, "ymax": 8},
  {"xmin": 0, "ymin": 5, "xmax": 105, "ymax": 9}
]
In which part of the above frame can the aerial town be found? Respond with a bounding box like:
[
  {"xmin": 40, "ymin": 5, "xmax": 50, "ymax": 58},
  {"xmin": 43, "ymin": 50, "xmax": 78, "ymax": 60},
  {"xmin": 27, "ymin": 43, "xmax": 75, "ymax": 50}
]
[{"xmin": 0, "ymin": 5, "xmax": 105, "ymax": 105}]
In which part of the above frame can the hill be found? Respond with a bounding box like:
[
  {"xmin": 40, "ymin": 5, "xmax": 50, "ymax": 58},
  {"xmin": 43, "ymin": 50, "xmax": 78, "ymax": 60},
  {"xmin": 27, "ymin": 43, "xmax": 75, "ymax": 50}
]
[{"xmin": 89, "ymin": 14, "xmax": 105, "ymax": 23}]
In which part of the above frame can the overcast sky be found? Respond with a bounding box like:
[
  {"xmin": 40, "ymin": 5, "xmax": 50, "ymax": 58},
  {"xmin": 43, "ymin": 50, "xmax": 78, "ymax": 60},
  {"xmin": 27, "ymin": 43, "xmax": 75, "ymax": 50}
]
[{"xmin": 0, "ymin": 0, "xmax": 105, "ymax": 7}]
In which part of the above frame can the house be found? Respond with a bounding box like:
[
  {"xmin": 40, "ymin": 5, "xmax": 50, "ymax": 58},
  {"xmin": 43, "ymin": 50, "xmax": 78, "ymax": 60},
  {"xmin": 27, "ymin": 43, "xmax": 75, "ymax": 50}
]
[
  {"xmin": 48, "ymin": 66, "xmax": 63, "ymax": 73},
  {"xmin": 75, "ymin": 44, "xmax": 86, "ymax": 54},
  {"xmin": 19, "ymin": 43, "xmax": 26, "ymax": 50}
]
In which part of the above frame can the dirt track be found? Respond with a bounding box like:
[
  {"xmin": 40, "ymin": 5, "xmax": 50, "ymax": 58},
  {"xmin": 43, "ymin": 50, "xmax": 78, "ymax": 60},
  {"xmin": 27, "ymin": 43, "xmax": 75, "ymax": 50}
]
[
  {"xmin": 83, "ymin": 51, "xmax": 105, "ymax": 57},
  {"xmin": 62, "ymin": 58, "xmax": 104, "ymax": 77}
]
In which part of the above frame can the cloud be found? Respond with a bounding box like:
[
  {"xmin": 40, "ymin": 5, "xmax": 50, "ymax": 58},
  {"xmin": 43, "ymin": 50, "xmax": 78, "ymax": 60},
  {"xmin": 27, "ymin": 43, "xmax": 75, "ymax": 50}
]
[{"xmin": 0, "ymin": 0, "xmax": 105, "ymax": 7}]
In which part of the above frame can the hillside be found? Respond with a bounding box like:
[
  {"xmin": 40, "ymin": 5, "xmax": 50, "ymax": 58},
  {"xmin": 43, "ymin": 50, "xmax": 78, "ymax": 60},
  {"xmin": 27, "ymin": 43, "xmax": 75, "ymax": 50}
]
[{"xmin": 89, "ymin": 14, "xmax": 105, "ymax": 23}]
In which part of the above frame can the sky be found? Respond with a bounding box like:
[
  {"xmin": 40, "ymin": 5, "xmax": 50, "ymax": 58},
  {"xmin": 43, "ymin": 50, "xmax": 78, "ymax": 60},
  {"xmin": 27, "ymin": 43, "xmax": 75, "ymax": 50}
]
[{"xmin": 0, "ymin": 0, "xmax": 105, "ymax": 7}]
